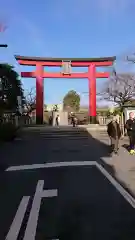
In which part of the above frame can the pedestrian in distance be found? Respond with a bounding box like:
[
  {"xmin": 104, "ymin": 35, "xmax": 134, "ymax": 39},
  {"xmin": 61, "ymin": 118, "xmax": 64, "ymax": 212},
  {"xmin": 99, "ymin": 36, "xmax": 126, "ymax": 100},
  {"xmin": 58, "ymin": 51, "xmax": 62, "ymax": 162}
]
[
  {"xmin": 71, "ymin": 115, "xmax": 77, "ymax": 127},
  {"xmin": 49, "ymin": 115, "xmax": 53, "ymax": 126},
  {"xmin": 125, "ymin": 112, "xmax": 135, "ymax": 154},
  {"xmin": 55, "ymin": 114, "xmax": 60, "ymax": 127},
  {"xmin": 107, "ymin": 115, "xmax": 121, "ymax": 155}
]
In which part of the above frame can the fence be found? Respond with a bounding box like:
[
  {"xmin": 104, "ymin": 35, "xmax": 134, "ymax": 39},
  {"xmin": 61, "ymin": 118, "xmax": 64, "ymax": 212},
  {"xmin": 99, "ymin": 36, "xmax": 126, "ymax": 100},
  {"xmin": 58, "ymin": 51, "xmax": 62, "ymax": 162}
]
[
  {"xmin": 98, "ymin": 115, "xmax": 126, "ymax": 135},
  {"xmin": 0, "ymin": 114, "xmax": 32, "ymax": 126},
  {"xmin": 98, "ymin": 116, "xmax": 112, "ymax": 126},
  {"xmin": 0, "ymin": 112, "xmax": 126, "ymax": 130}
]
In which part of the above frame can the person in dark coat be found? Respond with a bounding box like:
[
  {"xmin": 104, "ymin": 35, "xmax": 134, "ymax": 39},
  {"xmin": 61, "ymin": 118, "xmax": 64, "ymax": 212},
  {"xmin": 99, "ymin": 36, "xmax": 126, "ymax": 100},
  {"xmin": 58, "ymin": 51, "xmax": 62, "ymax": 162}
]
[
  {"xmin": 107, "ymin": 116, "xmax": 121, "ymax": 155},
  {"xmin": 125, "ymin": 112, "xmax": 135, "ymax": 154},
  {"xmin": 55, "ymin": 115, "xmax": 60, "ymax": 127},
  {"xmin": 49, "ymin": 116, "xmax": 53, "ymax": 126},
  {"xmin": 71, "ymin": 114, "xmax": 76, "ymax": 127}
]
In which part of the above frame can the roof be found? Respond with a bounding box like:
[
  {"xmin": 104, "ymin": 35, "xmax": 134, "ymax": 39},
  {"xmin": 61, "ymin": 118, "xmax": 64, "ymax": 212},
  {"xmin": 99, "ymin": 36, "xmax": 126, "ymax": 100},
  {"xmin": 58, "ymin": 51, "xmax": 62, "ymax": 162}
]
[{"xmin": 15, "ymin": 55, "xmax": 116, "ymax": 62}]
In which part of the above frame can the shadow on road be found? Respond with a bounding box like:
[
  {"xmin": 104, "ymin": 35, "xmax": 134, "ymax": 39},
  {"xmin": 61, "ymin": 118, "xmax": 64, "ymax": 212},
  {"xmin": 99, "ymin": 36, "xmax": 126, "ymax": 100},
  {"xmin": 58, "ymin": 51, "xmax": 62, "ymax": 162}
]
[
  {"xmin": 122, "ymin": 143, "xmax": 130, "ymax": 152},
  {"xmin": 0, "ymin": 127, "xmax": 134, "ymax": 193},
  {"xmin": 0, "ymin": 127, "xmax": 127, "ymax": 173},
  {"xmin": 0, "ymin": 126, "xmax": 132, "ymax": 194},
  {"xmin": 0, "ymin": 126, "xmax": 135, "ymax": 239},
  {"xmin": 0, "ymin": 126, "xmax": 110, "ymax": 166}
]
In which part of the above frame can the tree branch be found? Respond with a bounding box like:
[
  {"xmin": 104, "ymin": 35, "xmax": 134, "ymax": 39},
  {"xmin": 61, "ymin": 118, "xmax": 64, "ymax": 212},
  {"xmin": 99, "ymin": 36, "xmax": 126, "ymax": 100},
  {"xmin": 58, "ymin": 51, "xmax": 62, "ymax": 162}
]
[
  {"xmin": 98, "ymin": 73, "xmax": 135, "ymax": 107},
  {"xmin": 24, "ymin": 87, "xmax": 36, "ymax": 114}
]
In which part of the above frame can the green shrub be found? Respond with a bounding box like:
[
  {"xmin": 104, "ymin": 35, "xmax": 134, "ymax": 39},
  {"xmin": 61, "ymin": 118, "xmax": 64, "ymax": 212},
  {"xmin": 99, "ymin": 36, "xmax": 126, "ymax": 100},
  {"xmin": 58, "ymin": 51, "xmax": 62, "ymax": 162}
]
[{"xmin": 0, "ymin": 122, "xmax": 17, "ymax": 141}]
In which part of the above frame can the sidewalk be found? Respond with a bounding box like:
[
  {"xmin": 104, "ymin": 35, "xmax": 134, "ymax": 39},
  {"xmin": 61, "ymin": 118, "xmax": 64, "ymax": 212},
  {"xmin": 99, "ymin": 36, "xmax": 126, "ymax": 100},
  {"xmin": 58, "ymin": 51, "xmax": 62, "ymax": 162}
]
[{"xmin": 90, "ymin": 131, "xmax": 135, "ymax": 196}]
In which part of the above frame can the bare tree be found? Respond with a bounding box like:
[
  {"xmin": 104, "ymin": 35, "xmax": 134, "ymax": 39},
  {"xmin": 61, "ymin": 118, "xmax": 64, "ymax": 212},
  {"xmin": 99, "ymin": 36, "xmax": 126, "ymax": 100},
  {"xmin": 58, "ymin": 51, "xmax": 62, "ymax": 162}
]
[
  {"xmin": 98, "ymin": 73, "xmax": 135, "ymax": 108},
  {"xmin": 24, "ymin": 87, "xmax": 36, "ymax": 115}
]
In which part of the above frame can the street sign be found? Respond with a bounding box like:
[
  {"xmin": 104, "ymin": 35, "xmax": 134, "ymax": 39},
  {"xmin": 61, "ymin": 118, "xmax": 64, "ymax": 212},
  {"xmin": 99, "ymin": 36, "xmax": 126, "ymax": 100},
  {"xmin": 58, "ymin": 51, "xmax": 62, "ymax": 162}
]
[{"xmin": 0, "ymin": 44, "xmax": 7, "ymax": 47}]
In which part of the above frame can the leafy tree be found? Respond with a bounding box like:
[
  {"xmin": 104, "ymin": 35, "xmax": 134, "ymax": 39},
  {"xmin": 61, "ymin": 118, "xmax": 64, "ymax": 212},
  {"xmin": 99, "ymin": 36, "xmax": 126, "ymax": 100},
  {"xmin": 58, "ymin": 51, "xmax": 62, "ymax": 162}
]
[
  {"xmin": 0, "ymin": 64, "xmax": 24, "ymax": 114},
  {"xmin": 63, "ymin": 90, "xmax": 80, "ymax": 112},
  {"xmin": 98, "ymin": 73, "xmax": 135, "ymax": 110}
]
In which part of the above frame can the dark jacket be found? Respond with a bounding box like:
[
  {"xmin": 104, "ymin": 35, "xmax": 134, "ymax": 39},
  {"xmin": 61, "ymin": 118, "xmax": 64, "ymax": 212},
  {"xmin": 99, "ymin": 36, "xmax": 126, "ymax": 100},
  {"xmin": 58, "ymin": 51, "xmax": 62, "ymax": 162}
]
[
  {"xmin": 126, "ymin": 118, "xmax": 135, "ymax": 136},
  {"xmin": 107, "ymin": 121, "xmax": 121, "ymax": 139}
]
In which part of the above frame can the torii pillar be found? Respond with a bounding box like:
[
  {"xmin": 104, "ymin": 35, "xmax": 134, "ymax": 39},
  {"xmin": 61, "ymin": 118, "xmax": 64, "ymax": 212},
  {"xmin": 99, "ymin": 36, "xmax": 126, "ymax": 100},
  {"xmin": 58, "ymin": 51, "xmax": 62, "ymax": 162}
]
[
  {"xmin": 88, "ymin": 63, "xmax": 96, "ymax": 123},
  {"xmin": 36, "ymin": 63, "xmax": 44, "ymax": 124}
]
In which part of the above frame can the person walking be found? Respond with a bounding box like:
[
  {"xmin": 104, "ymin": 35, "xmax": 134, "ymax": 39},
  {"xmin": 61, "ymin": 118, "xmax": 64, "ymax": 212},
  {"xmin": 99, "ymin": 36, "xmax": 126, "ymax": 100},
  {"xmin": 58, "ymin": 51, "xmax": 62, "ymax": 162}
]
[
  {"xmin": 55, "ymin": 115, "xmax": 60, "ymax": 127},
  {"xmin": 71, "ymin": 115, "xmax": 77, "ymax": 127},
  {"xmin": 107, "ymin": 116, "xmax": 121, "ymax": 155},
  {"xmin": 125, "ymin": 112, "xmax": 135, "ymax": 154}
]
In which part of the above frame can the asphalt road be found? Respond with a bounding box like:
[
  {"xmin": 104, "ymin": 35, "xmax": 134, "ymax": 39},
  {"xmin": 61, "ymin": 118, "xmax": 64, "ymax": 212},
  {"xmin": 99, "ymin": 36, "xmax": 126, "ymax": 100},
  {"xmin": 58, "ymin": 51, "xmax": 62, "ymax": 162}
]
[{"xmin": 0, "ymin": 126, "xmax": 135, "ymax": 240}]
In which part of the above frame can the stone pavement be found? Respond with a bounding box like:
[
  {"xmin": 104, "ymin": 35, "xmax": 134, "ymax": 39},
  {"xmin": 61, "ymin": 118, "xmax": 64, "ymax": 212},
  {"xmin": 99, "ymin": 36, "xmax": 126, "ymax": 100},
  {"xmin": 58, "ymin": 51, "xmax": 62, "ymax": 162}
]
[{"xmin": 90, "ymin": 130, "xmax": 135, "ymax": 196}]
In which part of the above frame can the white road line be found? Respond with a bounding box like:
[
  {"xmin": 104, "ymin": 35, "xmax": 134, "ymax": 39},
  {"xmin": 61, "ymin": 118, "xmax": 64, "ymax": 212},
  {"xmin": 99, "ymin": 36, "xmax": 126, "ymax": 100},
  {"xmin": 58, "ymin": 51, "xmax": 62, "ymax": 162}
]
[
  {"xmin": 23, "ymin": 180, "xmax": 57, "ymax": 240},
  {"xmin": 6, "ymin": 161, "xmax": 96, "ymax": 171},
  {"xmin": 23, "ymin": 180, "xmax": 43, "ymax": 240},
  {"xmin": 5, "ymin": 161, "xmax": 135, "ymax": 209},
  {"xmin": 96, "ymin": 162, "xmax": 135, "ymax": 209},
  {"xmin": 42, "ymin": 189, "xmax": 58, "ymax": 198},
  {"xmin": 5, "ymin": 196, "xmax": 30, "ymax": 240}
]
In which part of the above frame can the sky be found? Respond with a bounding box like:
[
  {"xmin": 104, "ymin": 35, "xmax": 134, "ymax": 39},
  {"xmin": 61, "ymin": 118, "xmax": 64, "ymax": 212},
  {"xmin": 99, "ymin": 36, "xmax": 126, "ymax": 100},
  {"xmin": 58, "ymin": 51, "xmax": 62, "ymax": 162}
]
[{"xmin": 0, "ymin": 0, "xmax": 135, "ymax": 106}]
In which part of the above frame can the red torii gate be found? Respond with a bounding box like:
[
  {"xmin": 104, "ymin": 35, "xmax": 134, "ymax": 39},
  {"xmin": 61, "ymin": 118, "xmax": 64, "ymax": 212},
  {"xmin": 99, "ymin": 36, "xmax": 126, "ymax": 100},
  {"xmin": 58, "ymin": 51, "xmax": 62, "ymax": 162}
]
[{"xmin": 15, "ymin": 56, "xmax": 115, "ymax": 124}]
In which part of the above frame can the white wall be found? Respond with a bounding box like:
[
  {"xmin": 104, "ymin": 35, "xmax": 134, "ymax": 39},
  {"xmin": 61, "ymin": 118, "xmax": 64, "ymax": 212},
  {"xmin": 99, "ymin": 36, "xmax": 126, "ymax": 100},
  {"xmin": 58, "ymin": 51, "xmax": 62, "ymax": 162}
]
[
  {"xmin": 53, "ymin": 112, "xmax": 68, "ymax": 126},
  {"xmin": 124, "ymin": 108, "xmax": 135, "ymax": 122}
]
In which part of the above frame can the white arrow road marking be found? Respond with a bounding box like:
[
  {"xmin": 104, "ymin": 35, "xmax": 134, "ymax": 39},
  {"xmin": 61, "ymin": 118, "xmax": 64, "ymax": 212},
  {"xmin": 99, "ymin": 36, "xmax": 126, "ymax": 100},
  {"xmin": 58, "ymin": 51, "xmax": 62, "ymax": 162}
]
[
  {"xmin": 23, "ymin": 180, "xmax": 58, "ymax": 240},
  {"xmin": 5, "ymin": 181, "xmax": 58, "ymax": 240},
  {"xmin": 5, "ymin": 196, "xmax": 30, "ymax": 240}
]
